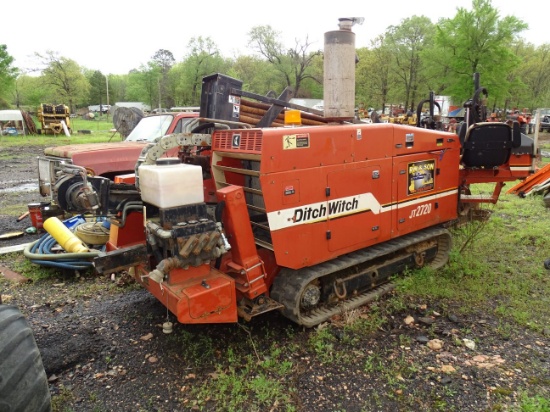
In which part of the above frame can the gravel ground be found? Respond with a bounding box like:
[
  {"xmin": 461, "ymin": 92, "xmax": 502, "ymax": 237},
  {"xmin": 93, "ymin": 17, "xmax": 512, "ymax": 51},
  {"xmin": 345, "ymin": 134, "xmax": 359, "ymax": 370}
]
[
  {"xmin": 0, "ymin": 144, "xmax": 46, "ymax": 247},
  {"xmin": 1, "ymin": 143, "xmax": 549, "ymax": 412}
]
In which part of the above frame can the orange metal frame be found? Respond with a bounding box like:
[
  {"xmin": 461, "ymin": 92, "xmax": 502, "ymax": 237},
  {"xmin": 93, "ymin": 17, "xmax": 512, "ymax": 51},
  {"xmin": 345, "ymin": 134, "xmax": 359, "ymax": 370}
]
[
  {"xmin": 506, "ymin": 162, "xmax": 550, "ymax": 196},
  {"xmin": 216, "ymin": 185, "xmax": 269, "ymax": 300}
]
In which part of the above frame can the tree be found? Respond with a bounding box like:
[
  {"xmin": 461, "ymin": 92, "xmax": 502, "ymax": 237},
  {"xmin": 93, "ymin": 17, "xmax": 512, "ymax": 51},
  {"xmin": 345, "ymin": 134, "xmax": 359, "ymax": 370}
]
[
  {"xmin": 171, "ymin": 37, "xmax": 230, "ymax": 106},
  {"xmin": 105, "ymin": 74, "xmax": 127, "ymax": 107},
  {"xmin": 435, "ymin": 0, "xmax": 528, "ymax": 105},
  {"xmin": 509, "ymin": 42, "xmax": 550, "ymax": 111},
  {"xmin": 152, "ymin": 49, "xmax": 175, "ymax": 108},
  {"xmin": 296, "ymin": 52, "xmax": 324, "ymax": 99},
  {"xmin": 0, "ymin": 45, "xmax": 18, "ymax": 108},
  {"xmin": 88, "ymin": 70, "xmax": 108, "ymax": 108},
  {"xmin": 166, "ymin": 63, "xmax": 191, "ymax": 107},
  {"xmin": 228, "ymin": 55, "xmax": 280, "ymax": 96},
  {"xmin": 126, "ymin": 63, "xmax": 162, "ymax": 109},
  {"xmin": 384, "ymin": 16, "xmax": 436, "ymax": 111},
  {"xmin": 152, "ymin": 49, "xmax": 175, "ymax": 73},
  {"xmin": 248, "ymin": 25, "xmax": 321, "ymax": 97},
  {"xmin": 356, "ymin": 36, "xmax": 393, "ymax": 113},
  {"xmin": 38, "ymin": 51, "xmax": 89, "ymax": 113},
  {"xmin": 11, "ymin": 75, "xmax": 48, "ymax": 110}
]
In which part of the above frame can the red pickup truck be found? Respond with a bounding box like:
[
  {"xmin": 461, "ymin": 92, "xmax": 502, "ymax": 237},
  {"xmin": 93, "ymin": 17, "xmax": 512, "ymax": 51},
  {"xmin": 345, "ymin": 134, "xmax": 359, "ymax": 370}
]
[{"xmin": 38, "ymin": 111, "xmax": 199, "ymax": 199}]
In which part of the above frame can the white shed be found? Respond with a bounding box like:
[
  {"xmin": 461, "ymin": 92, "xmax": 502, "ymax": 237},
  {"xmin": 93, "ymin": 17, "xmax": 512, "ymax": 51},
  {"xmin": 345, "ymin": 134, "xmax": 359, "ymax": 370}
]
[{"xmin": 0, "ymin": 110, "xmax": 27, "ymax": 135}]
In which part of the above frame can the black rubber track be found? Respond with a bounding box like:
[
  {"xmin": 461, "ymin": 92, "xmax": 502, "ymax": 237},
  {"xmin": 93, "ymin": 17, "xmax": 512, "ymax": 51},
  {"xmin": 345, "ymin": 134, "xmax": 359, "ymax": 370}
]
[
  {"xmin": 0, "ymin": 305, "xmax": 51, "ymax": 412},
  {"xmin": 271, "ymin": 226, "xmax": 452, "ymax": 327}
]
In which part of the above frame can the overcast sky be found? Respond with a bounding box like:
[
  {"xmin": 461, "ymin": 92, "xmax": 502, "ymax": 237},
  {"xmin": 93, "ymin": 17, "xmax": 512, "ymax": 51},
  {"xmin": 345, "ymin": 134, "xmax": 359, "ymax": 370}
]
[{"xmin": 1, "ymin": 0, "xmax": 545, "ymax": 76}]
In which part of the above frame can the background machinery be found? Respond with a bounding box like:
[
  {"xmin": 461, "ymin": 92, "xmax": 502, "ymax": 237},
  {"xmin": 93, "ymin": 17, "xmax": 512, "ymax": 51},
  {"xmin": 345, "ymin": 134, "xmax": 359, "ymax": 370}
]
[
  {"xmin": 34, "ymin": 22, "xmax": 536, "ymax": 328},
  {"xmin": 37, "ymin": 103, "xmax": 71, "ymax": 135}
]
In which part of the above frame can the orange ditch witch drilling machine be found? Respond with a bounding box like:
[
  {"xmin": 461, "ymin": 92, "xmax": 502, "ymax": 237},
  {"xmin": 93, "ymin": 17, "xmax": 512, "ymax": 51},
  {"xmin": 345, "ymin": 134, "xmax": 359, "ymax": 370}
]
[{"xmin": 38, "ymin": 24, "xmax": 536, "ymax": 328}]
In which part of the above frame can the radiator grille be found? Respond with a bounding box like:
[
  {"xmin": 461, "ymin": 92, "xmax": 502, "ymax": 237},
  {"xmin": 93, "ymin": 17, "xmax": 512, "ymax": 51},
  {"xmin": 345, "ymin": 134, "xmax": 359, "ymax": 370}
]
[{"xmin": 213, "ymin": 130, "xmax": 264, "ymax": 152}]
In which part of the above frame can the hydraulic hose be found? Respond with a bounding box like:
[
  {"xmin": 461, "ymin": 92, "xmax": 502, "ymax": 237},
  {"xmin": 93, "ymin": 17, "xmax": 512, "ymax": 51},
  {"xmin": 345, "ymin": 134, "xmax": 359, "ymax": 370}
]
[
  {"xmin": 28, "ymin": 259, "xmax": 93, "ymax": 271},
  {"xmin": 24, "ymin": 233, "xmax": 101, "ymax": 271}
]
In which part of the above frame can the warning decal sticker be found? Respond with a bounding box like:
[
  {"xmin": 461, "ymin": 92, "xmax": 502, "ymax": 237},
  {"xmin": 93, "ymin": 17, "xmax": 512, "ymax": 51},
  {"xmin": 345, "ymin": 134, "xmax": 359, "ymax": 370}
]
[{"xmin": 283, "ymin": 133, "xmax": 310, "ymax": 150}]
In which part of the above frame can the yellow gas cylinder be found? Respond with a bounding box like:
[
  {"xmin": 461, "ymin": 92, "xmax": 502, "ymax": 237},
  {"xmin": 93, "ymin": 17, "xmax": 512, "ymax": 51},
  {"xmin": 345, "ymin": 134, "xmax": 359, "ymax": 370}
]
[{"xmin": 43, "ymin": 217, "xmax": 89, "ymax": 253}]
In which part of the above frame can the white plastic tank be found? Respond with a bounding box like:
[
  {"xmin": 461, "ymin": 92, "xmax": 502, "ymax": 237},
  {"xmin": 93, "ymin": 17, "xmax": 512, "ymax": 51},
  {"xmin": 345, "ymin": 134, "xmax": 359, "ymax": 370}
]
[
  {"xmin": 138, "ymin": 158, "xmax": 204, "ymax": 208},
  {"xmin": 324, "ymin": 18, "xmax": 363, "ymax": 119}
]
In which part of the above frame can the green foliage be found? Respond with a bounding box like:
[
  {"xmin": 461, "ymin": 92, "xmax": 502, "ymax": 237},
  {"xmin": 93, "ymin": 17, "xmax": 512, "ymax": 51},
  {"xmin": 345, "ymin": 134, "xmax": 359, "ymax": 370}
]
[
  {"xmin": 248, "ymin": 25, "xmax": 322, "ymax": 98},
  {"xmin": 126, "ymin": 63, "xmax": 163, "ymax": 109},
  {"xmin": 186, "ymin": 342, "xmax": 296, "ymax": 411},
  {"xmin": 308, "ymin": 327, "xmax": 336, "ymax": 363},
  {"xmin": 163, "ymin": 38, "xmax": 232, "ymax": 108},
  {"xmin": 105, "ymin": 74, "xmax": 126, "ymax": 105},
  {"xmin": 342, "ymin": 302, "xmax": 388, "ymax": 337},
  {"xmin": 11, "ymin": 255, "xmax": 60, "ymax": 282},
  {"xmin": 38, "ymin": 51, "xmax": 90, "ymax": 113},
  {"xmin": 513, "ymin": 43, "xmax": 550, "ymax": 109},
  {"xmin": 51, "ymin": 385, "xmax": 75, "ymax": 412},
  {"xmin": 151, "ymin": 49, "xmax": 176, "ymax": 108},
  {"xmin": 435, "ymin": 0, "xmax": 527, "ymax": 104},
  {"xmin": 517, "ymin": 393, "xmax": 550, "ymax": 411},
  {"xmin": 87, "ymin": 71, "xmax": 108, "ymax": 107},
  {"xmin": 0, "ymin": 44, "xmax": 17, "ymax": 108},
  {"xmin": 228, "ymin": 55, "xmax": 288, "ymax": 97},
  {"xmin": 151, "ymin": 49, "xmax": 175, "ymax": 73},
  {"xmin": 385, "ymin": 16, "xmax": 436, "ymax": 110},
  {"xmin": 179, "ymin": 36, "xmax": 231, "ymax": 106},
  {"xmin": 299, "ymin": 53, "xmax": 324, "ymax": 99},
  {"xmin": 13, "ymin": 75, "xmax": 50, "ymax": 109},
  {"xmin": 356, "ymin": 38, "xmax": 392, "ymax": 110}
]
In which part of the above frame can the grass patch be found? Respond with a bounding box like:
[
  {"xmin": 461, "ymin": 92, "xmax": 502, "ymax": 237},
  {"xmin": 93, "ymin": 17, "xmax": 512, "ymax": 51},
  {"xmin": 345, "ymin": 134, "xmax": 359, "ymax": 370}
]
[
  {"xmin": 9, "ymin": 252, "xmax": 61, "ymax": 281},
  {"xmin": 0, "ymin": 115, "xmax": 119, "ymax": 147},
  {"xmin": 186, "ymin": 344, "xmax": 296, "ymax": 411},
  {"xmin": 1, "ymin": 202, "xmax": 32, "ymax": 217},
  {"xmin": 395, "ymin": 192, "xmax": 550, "ymax": 331},
  {"xmin": 0, "ymin": 130, "xmax": 117, "ymax": 147},
  {"xmin": 51, "ymin": 385, "xmax": 75, "ymax": 412},
  {"xmin": 517, "ymin": 393, "xmax": 550, "ymax": 411},
  {"xmin": 308, "ymin": 326, "xmax": 337, "ymax": 363}
]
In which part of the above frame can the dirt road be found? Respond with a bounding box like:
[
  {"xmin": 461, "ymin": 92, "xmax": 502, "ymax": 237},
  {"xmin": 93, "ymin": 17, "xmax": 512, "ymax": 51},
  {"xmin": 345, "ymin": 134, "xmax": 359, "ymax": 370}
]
[{"xmin": 0, "ymin": 144, "xmax": 45, "ymax": 247}]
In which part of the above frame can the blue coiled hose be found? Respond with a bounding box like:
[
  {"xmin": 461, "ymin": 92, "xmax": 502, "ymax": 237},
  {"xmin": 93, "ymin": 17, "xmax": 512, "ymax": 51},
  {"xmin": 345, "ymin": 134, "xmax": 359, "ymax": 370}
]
[{"xmin": 24, "ymin": 233, "xmax": 102, "ymax": 271}]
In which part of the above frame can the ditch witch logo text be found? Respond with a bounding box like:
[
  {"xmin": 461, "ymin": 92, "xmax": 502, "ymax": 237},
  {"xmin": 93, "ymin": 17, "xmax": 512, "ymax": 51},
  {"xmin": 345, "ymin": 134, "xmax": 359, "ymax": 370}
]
[
  {"xmin": 267, "ymin": 193, "xmax": 382, "ymax": 231},
  {"xmin": 294, "ymin": 197, "xmax": 359, "ymax": 223}
]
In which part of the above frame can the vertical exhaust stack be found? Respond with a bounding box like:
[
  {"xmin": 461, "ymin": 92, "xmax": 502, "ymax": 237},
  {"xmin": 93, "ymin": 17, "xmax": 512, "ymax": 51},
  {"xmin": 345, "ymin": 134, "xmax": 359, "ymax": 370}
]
[{"xmin": 323, "ymin": 17, "xmax": 364, "ymax": 120}]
